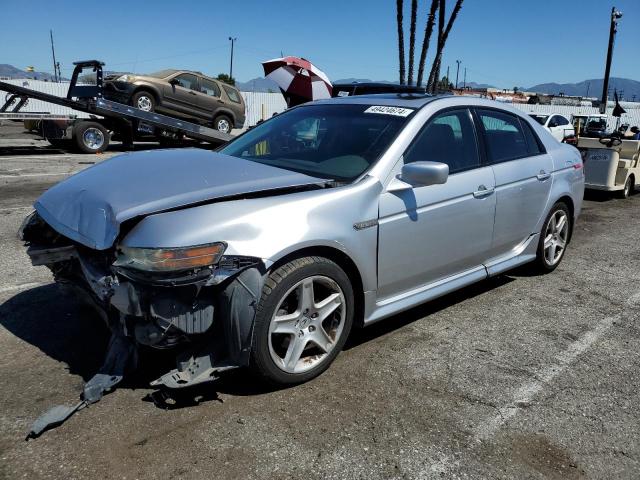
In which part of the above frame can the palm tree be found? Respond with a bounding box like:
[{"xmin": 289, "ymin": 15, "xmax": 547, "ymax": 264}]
[
  {"xmin": 427, "ymin": 0, "xmax": 464, "ymax": 92},
  {"xmin": 416, "ymin": 0, "xmax": 439, "ymax": 87},
  {"xmin": 407, "ymin": 0, "xmax": 418, "ymax": 85},
  {"xmin": 396, "ymin": 0, "xmax": 406, "ymax": 85}
]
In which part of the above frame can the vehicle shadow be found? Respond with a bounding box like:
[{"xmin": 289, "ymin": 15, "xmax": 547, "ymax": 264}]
[
  {"xmin": 0, "ymin": 274, "xmax": 515, "ymax": 409},
  {"xmin": 583, "ymin": 190, "xmax": 616, "ymax": 203}
]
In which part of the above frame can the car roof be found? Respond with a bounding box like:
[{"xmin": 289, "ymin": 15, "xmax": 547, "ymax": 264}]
[
  {"xmin": 313, "ymin": 94, "xmax": 539, "ymax": 118},
  {"xmin": 314, "ymin": 93, "xmax": 441, "ymax": 108}
]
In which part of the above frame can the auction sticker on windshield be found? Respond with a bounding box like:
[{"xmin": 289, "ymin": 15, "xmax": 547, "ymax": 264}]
[{"xmin": 364, "ymin": 106, "xmax": 414, "ymax": 117}]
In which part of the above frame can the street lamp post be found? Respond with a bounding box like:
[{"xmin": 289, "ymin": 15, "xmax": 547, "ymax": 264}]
[
  {"xmin": 600, "ymin": 7, "xmax": 623, "ymax": 114},
  {"xmin": 228, "ymin": 37, "xmax": 237, "ymax": 82},
  {"xmin": 455, "ymin": 60, "xmax": 461, "ymax": 89}
]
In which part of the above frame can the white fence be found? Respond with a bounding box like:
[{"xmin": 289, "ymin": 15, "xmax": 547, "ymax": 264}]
[
  {"xmin": 509, "ymin": 103, "xmax": 640, "ymax": 130},
  {"xmin": 0, "ymin": 79, "xmax": 287, "ymax": 127}
]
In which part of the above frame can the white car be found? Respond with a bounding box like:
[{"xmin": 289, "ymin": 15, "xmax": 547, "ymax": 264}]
[{"xmin": 529, "ymin": 113, "xmax": 575, "ymax": 142}]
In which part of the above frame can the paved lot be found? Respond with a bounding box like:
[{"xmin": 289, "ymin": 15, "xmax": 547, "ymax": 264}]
[{"xmin": 0, "ymin": 143, "xmax": 639, "ymax": 480}]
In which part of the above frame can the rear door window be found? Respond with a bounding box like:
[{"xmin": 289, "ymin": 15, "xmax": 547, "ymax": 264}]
[
  {"xmin": 200, "ymin": 78, "xmax": 221, "ymax": 97},
  {"xmin": 476, "ymin": 109, "xmax": 529, "ymax": 163}
]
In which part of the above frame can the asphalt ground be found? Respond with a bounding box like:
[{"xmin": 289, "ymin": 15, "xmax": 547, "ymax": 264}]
[{"xmin": 0, "ymin": 137, "xmax": 639, "ymax": 479}]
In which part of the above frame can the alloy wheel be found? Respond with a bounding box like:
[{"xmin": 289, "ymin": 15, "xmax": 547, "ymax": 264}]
[
  {"xmin": 136, "ymin": 95, "xmax": 153, "ymax": 111},
  {"xmin": 268, "ymin": 275, "xmax": 346, "ymax": 374},
  {"xmin": 543, "ymin": 210, "xmax": 569, "ymax": 266},
  {"xmin": 216, "ymin": 118, "xmax": 231, "ymax": 133},
  {"xmin": 82, "ymin": 127, "xmax": 105, "ymax": 150}
]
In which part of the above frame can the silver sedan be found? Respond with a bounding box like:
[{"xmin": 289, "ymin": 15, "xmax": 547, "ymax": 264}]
[{"xmin": 21, "ymin": 94, "xmax": 584, "ymax": 387}]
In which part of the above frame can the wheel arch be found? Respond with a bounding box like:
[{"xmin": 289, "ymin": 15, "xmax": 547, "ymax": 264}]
[
  {"xmin": 213, "ymin": 108, "xmax": 236, "ymax": 125},
  {"xmin": 267, "ymin": 245, "xmax": 366, "ymax": 328}
]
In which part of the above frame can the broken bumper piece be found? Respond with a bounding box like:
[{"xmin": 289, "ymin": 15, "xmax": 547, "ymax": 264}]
[{"xmin": 22, "ymin": 213, "xmax": 265, "ymax": 437}]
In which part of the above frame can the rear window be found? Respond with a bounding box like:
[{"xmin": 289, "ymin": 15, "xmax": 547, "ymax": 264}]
[
  {"xmin": 223, "ymin": 85, "xmax": 242, "ymax": 103},
  {"xmin": 477, "ymin": 109, "xmax": 529, "ymax": 163}
]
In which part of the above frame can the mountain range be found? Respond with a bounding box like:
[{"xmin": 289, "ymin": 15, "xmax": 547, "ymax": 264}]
[
  {"xmin": 0, "ymin": 64, "xmax": 60, "ymax": 81},
  {"xmin": 2, "ymin": 64, "xmax": 638, "ymax": 100},
  {"xmin": 526, "ymin": 77, "xmax": 640, "ymax": 100}
]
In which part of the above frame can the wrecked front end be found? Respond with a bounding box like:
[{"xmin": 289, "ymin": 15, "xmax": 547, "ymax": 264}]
[{"xmin": 20, "ymin": 211, "xmax": 265, "ymax": 389}]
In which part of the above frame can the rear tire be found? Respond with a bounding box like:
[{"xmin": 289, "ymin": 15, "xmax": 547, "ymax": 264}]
[
  {"xmin": 73, "ymin": 121, "xmax": 110, "ymax": 153},
  {"xmin": 250, "ymin": 256, "xmax": 354, "ymax": 386},
  {"xmin": 531, "ymin": 202, "xmax": 571, "ymax": 273},
  {"xmin": 619, "ymin": 176, "xmax": 634, "ymax": 199},
  {"xmin": 213, "ymin": 114, "xmax": 233, "ymax": 134}
]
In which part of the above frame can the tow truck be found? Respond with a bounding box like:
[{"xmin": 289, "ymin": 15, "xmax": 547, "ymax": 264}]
[{"xmin": 0, "ymin": 60, "xmax": 232, "ymax": 153}]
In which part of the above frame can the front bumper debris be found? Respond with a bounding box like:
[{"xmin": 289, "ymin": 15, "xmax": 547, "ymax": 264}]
[
  {"xmin": 21, "ymin": 212, "xmax": 265, "ymax": 437},
  {"xmin": 27, "ymin": 328, "xmax": 137, "ymax": 439}
]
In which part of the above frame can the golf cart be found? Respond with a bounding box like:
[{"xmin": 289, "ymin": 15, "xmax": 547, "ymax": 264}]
[{"xmin": 577, "ymin": 135, "xmax": 640, "ymax": 198}]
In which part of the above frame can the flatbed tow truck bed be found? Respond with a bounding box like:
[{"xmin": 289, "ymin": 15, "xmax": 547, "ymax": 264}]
[{"xmin": 0, "ymin": 60, "xmax": 233, "ymax": 152}]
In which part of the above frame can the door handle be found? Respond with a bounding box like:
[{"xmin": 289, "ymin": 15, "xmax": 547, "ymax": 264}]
[
  {"xmin": 473, "ymin": 185, "xmax": 495, "ymax": 198},
  {"xmin": 188, "ymin": 91, "xmax": 198, "ymax": 95},
  {"xmin": 536, "ymin": 170, "xmax": 551, "ymax": 181}
]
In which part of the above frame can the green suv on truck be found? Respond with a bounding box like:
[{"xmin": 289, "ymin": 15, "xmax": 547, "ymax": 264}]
[{"xmin": 104, "ymin": 69, "xmax": 246, "ymax": 133}]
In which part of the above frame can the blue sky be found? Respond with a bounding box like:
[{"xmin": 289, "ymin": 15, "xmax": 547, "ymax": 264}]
[{"xmin": 1, "ymin": 0, "xmax": 638, "ymax": 87}]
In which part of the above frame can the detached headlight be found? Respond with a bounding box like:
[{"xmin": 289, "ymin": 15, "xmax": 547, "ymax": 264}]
[
  {"xmin": 114, "ymin": 243, "xmax": 226, "ymax": 272},
  {"xmin": 116, "ymin": 74, "xmax": 134, "ymax": 82}
]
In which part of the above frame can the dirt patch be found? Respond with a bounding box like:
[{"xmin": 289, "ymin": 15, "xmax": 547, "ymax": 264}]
[{"xmin": 509, "ymin": 433, "xmax": 586, "ymax": 479}]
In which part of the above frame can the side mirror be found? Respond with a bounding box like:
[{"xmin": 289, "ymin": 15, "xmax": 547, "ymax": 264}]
[
  {"xmin": 399, "ymin": 161, "xmax": 449, "ymax": 187},
  {"xmin": 169, "ymin": 78, "xmax": 180, "ymax": 86}
]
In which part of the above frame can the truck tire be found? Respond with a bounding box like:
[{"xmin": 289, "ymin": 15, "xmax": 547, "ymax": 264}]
[
  {"xmin": 73, "ymin": 121, "xmax": 110, "ymax": 153},
  {"xmin": 131, "ymin": 91, "xmax": 156, "ymax": 112}
]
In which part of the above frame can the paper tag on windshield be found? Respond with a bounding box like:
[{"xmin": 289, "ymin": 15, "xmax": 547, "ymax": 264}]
[{"xmin": 364, "ymin": 105, "xmax": 414, "ymax": 117}]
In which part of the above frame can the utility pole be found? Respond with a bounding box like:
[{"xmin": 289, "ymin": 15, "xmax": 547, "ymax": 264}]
[
  {"xmin": 585, "ymin": 81, "xmax": 590, "ymax": 98},
  {"xmin": 463, "ymin": 67, "xmax": 467, "ymax": 88},
  {"xmin": 455, "ymin": 60, "xmax": 461, "ymax": 89},
  {"xmin": 228, "ymin": 37, "xmax": 237, "ymax": 82},
  {"xmin": 49, "ymin": 29, "xmax": 59, "ymax": 82},
  {"xmin": 446, "ymin": 65, "xmax": 450, "ymax": 87},
  {"xmin": 600, "ymin": 7, "xmax": 623, "ymax": 113}
]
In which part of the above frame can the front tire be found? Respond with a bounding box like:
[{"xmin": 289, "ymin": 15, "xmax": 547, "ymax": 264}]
[
  {"xmin": 250, "ymin": 257, "xmax": 354, "ymax": 385},
  {"xmin": 131, "ymin": 90, "xmax": 156, "ymax": 112},
  {"xmin": 532, "ymin": 202, "xmax": 571, "ymax": 273}
]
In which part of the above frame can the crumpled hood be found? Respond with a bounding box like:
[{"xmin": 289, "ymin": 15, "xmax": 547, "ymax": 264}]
[{"xmin": 34, "ymin": 148, "xmax": 326, "ymax": 250}]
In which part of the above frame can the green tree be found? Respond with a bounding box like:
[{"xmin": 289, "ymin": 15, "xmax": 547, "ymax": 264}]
[
  {"xmin": 426, "ymin": 0, "xmax": 465, "ymax": 93},
  {"xmin": 416, "ymin": 0, "xmax": 439, "ymax": 87},
  {"xmin": 216, "ymin": 73, "xmax": 236, "ymax": 86}
]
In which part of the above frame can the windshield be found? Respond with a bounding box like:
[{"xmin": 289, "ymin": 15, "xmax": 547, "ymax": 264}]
[
  {"xmin": 529, "ymin": 114, "xmax": 548, "ymax": 125},
  {"xmin": 220, "ymin": 104, "xmax": 413, "ymax": 182},
  {"xmin": 147, "ymin": 69, "xmax": 178, "ymax": 78}
]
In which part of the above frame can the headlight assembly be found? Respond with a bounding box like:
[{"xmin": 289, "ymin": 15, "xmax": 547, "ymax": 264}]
[
  {"xmin": 116, "ymin": 74, "xmax": 134, "ymax": 82},
  {"xmin": 114, "ymin": 243, "xmax": 226, "ymax": 272}
]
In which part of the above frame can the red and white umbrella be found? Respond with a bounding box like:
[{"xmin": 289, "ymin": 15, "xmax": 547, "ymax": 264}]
[{"xmin": 262, "ymin": 56, "xmax": 332, "ymax": 102}]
